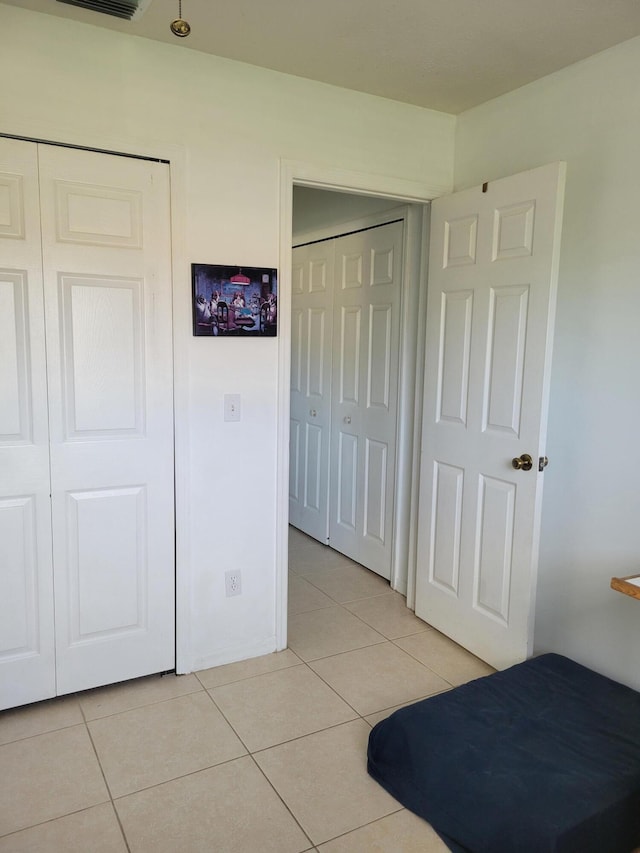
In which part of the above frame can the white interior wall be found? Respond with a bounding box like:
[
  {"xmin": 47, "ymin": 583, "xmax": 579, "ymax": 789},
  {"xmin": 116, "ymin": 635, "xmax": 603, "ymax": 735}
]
[
  {"xmin": 455, "ymin": 36, "xmax": 640, "ymax": 690},
  {"xmin": 0, "ymin": 3, "xmax": 455, "ymax": 672},
  {"xmin": 292, "ymin": 187, "xmax": 401, "ymax": 243}
]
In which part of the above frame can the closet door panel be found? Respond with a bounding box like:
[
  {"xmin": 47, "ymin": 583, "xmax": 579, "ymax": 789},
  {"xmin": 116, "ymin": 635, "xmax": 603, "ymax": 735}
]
[
  {"xmin": 0, "ymin": 139, "xmax": 55, "ymax": 711},
  {"xmin": 38, "ymin": 146, "xmax": 175, "ymax": 695},
  {"xmin": 329, "ymin": 221, "xmax": 403, "ymax": 579},
  {"xmin": 289, "ymin": 242, "xmax": 334, "ymax": 542}
]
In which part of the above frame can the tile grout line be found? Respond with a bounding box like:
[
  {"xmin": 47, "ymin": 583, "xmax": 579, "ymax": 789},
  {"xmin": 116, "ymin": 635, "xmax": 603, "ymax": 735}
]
[
  {"xmin": 203, "ymin": 679, "xmax": 361, "ymax": 762},
  {"xmin": 201, "ymin": 685, "xmax": 316, "ymax": 851},
  {"xmin": 0, "ymin": 718, "xmax": 80, "ymax": 747},
  {"xmin": 77, "ymin": 679, "xmax": 206, "ymax": 723},
  {"xmin": 246, "ymin": 752, "xmax": 316, "ymax": 851},
  {"xmin": 0, "ymin": 802, "xmax": 116, "ymax": 843},
  {"xmin": 200, "ymin": 659, "xmax": 415, "ymax": 848},
  {"xmin": 314, "ymin": 806, "xmax": 407, "ymax": 849},
  {"xmin": 287, "ymin": 550, "xmax": 464, "ymax": 721},
  {"xmin": 288, "ymin": 548, "xmax": 458, "ymax": 706},
  {"xmin": 102, "ymin": 754, "xmax": 271, "ymax": 802},
  {"xmin": 194, "ymin": 649, "xmax": 305, "ymax": 690},
  {"xmin": 80, "ymin": 707, "xmax": 132, "ymax": 853},
  {"xmin": 290, "ymin": 548, "xmax": 469, "ymax": 690},
  {"xmin": 289, "ymin": 593, "xmax": 451, "ymax": 685},
  {"xmin": 298, "ymin": 658, "xmax": 373, "ymax": 725},
  {"xmin": 294, "ymin": 570, "xmax": 394, "ymax": 605},
  {"xmin": 387, "ymin": 636, "xmax": 459, "ymax": 688},
  {"xmin": 288, "ymin": 563, "xmax": 391, "ymax": 661}
]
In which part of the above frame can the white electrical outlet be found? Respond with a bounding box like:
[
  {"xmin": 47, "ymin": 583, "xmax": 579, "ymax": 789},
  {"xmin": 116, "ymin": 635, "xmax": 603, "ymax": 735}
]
[
  {"xmin": 224, "ymin": 394, "xmax": 241, "ymax": 422},
  {"xmin": 225, "ymin": 570, "xmax": 242, "ymax": 597}
]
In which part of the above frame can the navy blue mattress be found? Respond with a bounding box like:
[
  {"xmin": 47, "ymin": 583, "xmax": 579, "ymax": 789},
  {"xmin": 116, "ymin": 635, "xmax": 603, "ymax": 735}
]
[{"xmin": 367, "ymin": 653, "xmax": 640, "ymax": 853}]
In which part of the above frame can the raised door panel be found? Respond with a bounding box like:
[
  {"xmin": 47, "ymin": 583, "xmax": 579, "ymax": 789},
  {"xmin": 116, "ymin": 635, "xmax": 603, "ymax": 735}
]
[
  {"xmin": 367, "ymin": 304, "xmax": 392, "ymax": 410},
  {"xmin": 474, "ymin": 476, "xmax": 515, "ymax": 625},
  {"xmin": 429, "ymin": 462, "xmax": 464, "ymax": 595},
  {"xmin": 65, "ymin": 487, "xmax": 148, "ymax": 642},
  {"xmin": 289, "ymin": 418, "xmax": 301, "ymax": 506},
  {"xmin": 38, "ymin": 145, "xmax": 175, "ymax": 694},
  {"xmin": 0, "ymin": 498, "xmax": 39, "ymax": 657},
  {"xmin": 338, "ymin": 306, "xmax": 361, "ymax": 405},
  {"xmin": 306, "ymin": 308, "xmax": 327, "ymax": 398},
  {"xmin": 303, "ymin": 424, "xmax": 323, "ymax": 512},
  {"xmin": 443, "ymin": 215, "xmax": 477, "ymax": 268},
  {"xmin": 0, "ymin": 495, "xmax": 55, "ymax": 709},
  {"xmin": 0, "ymin": 138, "xmax": 55, "ymax": 710},
  {"xmin": 336, "ymin": 431, "xmax": 358, "ymax": 532},
  {"xmin": 289, "ymin": 303, "xmax": 304, "ymax": 527},
  {"xmin": 0, "ymin": 172, "xmax": 26, "ymax": 239},
  {"xmin": 290, "ymin": 307, "xmax": 303, "ymax": 394},
  {"xmin": 437, "ymin": 290, "xmax": 473, "ymax": 426},
  {"xmin": 54, "ymin": 181, "xmax": 143, "ymax": 249},
  {"xmin": 59, "ymin": 275, "xmax": 145, "ymax": 437},
  {"xmin": 0, "ymin": 272, "xmax": 31, "ymax": 442},
  {"xmin": 483, "ymin": 285, "xmax": 529, "ymax": 436},
  {"xmin": 363, "ymin": 438, "xmax": 388, "ymax": 543}
]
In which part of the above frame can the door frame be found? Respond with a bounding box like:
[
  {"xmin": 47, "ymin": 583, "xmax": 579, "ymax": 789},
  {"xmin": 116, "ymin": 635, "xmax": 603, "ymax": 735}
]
[{"xmin": 276, "ymin": 160, "xmax": 450, "ymax": 648}]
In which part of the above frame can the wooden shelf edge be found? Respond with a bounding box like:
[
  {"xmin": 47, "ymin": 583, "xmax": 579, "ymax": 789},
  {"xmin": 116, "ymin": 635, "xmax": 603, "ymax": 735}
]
[{"xmin": 611, "ymin": 575, "xmax": 640, "ymax": 601}]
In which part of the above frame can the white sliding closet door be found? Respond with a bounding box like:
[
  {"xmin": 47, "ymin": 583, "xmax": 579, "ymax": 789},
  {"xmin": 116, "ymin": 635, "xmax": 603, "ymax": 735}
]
[
  {"xmin": 38, "ymin": 145, "xmax": 175, "ymax": 696},
  {"xmin": 0, "ymin": 139, "xmax": 56, "ymax": 709}
]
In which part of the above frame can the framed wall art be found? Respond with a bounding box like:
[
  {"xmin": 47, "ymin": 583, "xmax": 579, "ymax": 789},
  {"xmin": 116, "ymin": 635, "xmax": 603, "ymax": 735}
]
[{"xmin": 192, "ymin": 263, "xmax": 278, "ymax": 337}]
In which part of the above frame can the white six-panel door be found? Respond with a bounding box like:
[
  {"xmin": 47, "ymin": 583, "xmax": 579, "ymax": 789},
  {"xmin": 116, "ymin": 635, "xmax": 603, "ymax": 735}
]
[
  {"xmin": 415, "ymin": 163, "xmax": 565, "ymax": 669},
  {"xmin": 329, "ymin": 221, "xmax": 404, "ymax": 579},
  {"xmin": 0, "ymin": 139, "xmax": 57, "ymax": 709},
  {"xmin": 289, "ymin": 242, "xmax": 334, "ymax": 542},
  {"xmin": 38, "ymin": 145, "xmax": 175, "ymax": 696},
  {"xmin": 0, "ymin": 139, "xmax": 175, "ymax": 708}
]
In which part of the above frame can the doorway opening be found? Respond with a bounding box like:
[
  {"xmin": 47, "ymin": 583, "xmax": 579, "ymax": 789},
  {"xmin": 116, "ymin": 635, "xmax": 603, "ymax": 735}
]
[
  {"xmin": 286, "ymin": 184, "xmax": 429, "ymax": 657},
  {"xmin": 275, "ymin": 160, "xmax": 445, "ymax": 654}
]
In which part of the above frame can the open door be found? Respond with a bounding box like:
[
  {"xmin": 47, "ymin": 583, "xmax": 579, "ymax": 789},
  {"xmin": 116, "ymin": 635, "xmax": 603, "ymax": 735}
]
[{"xmin": 415, "ymin": 162, "xmax": 566, "ymax": 669}]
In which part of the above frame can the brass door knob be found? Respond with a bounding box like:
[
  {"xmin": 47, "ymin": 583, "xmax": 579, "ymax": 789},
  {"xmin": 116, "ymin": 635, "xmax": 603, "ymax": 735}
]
[{"xmin": 512, "ymin": 453, "xmax": 533, "ymax": 471}]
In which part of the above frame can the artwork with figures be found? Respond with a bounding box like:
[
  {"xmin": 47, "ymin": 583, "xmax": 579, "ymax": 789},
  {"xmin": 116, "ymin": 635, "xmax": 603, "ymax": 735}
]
[{"xmin": 192, "ymin": 263, "xmax": 278, "ymax": 337}]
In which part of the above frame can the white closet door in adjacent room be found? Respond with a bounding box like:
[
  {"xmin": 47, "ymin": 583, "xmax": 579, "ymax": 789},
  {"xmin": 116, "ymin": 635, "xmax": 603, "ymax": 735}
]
[
  {"xmin": 289, "ymin": 241, "xmax": 335, "ymax": 542},
  {"xmin": 329, "ymin": 221, "xmax": 404, "ymax": 579},
  {"xmin": 38, "ymin": 146, "xmax": 176, "ymax": 695},
  {"xmin": 0, "ymin": 138, "xmax": 56, "ymax": 711}
]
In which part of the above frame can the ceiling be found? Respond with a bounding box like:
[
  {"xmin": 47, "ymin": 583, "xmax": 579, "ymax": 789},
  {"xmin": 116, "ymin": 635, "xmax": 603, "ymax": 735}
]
[{"xmin": 6, "ymin": 0, "xmax": 640, "ymax": 113}]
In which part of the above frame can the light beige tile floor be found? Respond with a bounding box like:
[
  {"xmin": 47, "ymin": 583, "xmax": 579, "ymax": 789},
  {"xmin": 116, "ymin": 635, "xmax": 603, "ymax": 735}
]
[{"xmin": 0, "ymin": 527, "xmax": 494, "ymax": 852}]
